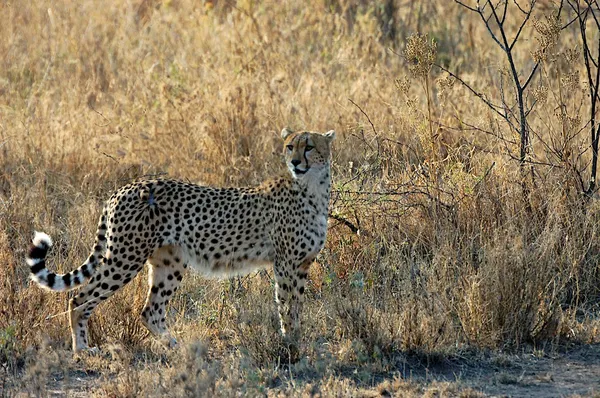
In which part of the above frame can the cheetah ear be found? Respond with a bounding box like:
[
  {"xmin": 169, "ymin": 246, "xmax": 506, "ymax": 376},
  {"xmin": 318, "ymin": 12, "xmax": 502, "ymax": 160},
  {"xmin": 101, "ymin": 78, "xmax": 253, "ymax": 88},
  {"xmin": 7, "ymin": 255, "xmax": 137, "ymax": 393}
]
[
  {"xmin": 281, "ymin": 127, "xmax": 294, "ymax": 140},
  {"xmin": 324, "ymin": 130, "xmax": 336, "ymax": 142}
]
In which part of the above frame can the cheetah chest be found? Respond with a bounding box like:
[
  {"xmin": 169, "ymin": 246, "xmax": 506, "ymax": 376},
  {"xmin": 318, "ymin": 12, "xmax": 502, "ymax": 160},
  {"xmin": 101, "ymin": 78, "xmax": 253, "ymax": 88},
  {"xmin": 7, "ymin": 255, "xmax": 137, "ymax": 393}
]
[{"xmin": 284, "ymin": 204, "xmax": 329, "ymax": 263}]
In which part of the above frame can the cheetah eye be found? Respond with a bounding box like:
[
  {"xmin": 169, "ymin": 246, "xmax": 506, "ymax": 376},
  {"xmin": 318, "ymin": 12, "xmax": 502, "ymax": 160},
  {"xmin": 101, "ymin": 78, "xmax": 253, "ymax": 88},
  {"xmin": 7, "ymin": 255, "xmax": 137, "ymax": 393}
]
[
  {"xmin": 305, "ymin": 145, "xmax": 314, "ymax": 151},
  {"xmin": 286, "ymin": 144, "xmax": 294, "ymax": 151}
]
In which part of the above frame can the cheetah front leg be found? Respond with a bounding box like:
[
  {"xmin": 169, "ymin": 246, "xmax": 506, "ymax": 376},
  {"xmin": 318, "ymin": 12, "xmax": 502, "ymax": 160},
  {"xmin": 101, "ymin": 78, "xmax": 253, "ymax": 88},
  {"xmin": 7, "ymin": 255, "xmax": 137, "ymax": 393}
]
[{"xmin": 274, "ymin": 259, "xmax": 310, "ymax": 361}]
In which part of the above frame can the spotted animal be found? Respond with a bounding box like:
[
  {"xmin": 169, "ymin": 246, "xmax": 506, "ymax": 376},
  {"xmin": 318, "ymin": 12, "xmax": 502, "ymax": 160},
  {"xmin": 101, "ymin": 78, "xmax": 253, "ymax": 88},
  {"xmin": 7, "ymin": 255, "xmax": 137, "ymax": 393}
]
[{"xmin": 27, "ymin": 128, "xmax": 335, "ymax": 355}]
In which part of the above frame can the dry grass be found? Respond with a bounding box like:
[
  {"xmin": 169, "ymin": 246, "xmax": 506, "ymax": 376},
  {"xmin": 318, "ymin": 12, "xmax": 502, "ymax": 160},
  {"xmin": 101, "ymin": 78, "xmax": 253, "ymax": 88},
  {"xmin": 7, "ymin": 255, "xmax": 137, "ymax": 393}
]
[{"xmin": 2, "ymin": 0, "xmax": 600, "ymax": 396}]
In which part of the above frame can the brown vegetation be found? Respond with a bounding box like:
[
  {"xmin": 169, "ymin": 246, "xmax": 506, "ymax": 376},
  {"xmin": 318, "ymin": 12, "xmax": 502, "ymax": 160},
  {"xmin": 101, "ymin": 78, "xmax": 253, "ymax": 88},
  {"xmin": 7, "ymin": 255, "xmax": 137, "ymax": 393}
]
[{"xmin": 1, "ymin": 0, "xmax": 600, "ymax": 396}]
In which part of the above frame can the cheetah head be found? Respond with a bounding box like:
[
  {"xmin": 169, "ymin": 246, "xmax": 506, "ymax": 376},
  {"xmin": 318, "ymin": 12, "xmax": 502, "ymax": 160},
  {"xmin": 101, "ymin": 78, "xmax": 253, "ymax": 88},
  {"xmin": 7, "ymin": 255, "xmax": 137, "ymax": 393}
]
[{"xmin": 281, "ymin": 128, "xmax": 335, "ymax": 180}]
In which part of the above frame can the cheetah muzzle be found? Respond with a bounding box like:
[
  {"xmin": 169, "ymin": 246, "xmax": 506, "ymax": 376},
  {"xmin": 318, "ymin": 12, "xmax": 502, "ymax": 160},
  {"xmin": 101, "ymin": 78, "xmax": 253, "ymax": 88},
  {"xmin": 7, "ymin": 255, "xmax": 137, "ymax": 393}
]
[{"xmin": 27, "ymin": 128, "xmax": 335, "ymax": 358}]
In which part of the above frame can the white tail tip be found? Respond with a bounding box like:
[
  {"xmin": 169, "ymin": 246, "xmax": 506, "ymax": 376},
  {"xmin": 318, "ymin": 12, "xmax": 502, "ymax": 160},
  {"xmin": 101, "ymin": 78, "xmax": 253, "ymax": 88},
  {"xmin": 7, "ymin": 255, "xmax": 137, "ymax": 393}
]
[{"xmin": 32, "ymin": 231, "xmax": 53, "ymax": 248}]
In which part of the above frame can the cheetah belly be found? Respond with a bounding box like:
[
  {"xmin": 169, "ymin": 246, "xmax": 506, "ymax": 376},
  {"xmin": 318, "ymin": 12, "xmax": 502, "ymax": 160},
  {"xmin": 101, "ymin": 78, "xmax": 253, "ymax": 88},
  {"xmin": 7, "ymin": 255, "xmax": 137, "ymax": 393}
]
[{"xmin": 178, "ymin": 244, "xmax": 275, "ymax": 278}]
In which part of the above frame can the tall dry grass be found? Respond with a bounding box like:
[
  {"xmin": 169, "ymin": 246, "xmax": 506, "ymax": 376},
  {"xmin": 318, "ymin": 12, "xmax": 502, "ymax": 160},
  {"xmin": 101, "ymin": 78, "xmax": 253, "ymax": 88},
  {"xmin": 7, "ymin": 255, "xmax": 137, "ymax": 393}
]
[{"xmin": 1, "ymin": 0, "xmax": 600, "ymax": 395}]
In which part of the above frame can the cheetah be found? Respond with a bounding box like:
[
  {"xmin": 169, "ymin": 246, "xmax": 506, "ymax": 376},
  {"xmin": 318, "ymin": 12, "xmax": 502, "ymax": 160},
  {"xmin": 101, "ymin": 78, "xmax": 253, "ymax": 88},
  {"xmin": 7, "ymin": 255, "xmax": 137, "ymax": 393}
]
[{"xmin": 27, "ymin": 128, "xmax": 335, "ymax": 356}]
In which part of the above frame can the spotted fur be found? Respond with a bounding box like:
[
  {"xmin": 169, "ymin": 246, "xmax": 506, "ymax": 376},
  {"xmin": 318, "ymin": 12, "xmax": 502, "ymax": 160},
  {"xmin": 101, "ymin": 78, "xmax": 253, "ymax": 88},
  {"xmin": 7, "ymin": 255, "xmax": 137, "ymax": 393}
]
[{"xmin": 27, "ymin": 128, "xmax": 335, "ymax": 354}]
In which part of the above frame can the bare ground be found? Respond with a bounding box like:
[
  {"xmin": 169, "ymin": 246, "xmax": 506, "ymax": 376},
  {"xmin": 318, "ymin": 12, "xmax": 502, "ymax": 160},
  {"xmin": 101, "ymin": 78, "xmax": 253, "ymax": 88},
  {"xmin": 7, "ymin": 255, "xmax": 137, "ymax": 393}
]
[
  {"xmin": 405, "ymin": 344, "xmax": 600, "ymax": 397},
  {"xmin": 4, "ymin": 343, "xmax": 600, "ymax": 397}
]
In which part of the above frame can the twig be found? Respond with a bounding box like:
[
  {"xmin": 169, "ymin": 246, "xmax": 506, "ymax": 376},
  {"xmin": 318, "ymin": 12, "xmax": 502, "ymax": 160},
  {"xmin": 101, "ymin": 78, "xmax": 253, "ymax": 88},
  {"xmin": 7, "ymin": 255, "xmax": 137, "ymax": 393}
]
[
  {"xmin": 328, "ymin": 213, "xmax": 359, "ymax": 234},
  {"xmin": 97, "ymin": 151, "xmax": 119, "ymax": 163},
  {"xmin": 434, "ymin": 63, "xmax": 519, "ymax": 134},
  {"xmin": 89, "ymin": 105, "xmax": 111, "ymax": 127},
  {"xmin": 472, "ymin": 162, "xmax": 496, "ymax": 192},
  {"xmin": 510, "ymin": 0, "xmax": 537, "ymax": 50},
  {"xmin": 453, "ymin": 0, "xmax": 478, "ymax": 12},
  {"xmin": 348, "ymin": 98, "xmax": 378, "ymax": 136}
]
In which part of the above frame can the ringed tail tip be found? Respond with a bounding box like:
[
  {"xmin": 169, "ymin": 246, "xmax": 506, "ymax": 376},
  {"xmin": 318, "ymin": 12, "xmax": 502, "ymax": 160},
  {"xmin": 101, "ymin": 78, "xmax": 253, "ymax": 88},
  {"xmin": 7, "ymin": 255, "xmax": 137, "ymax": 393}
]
[{"xmin": 32, "ymin": 231, "xmax": 53, "ymax": 248}]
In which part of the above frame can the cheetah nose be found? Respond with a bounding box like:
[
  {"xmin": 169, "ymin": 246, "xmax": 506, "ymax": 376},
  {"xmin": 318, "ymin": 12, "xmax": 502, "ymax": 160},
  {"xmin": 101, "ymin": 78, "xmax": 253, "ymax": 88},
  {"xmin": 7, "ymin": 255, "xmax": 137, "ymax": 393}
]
[{"xmin": 291, "ymin": 159, "xmax": 301, "ymax": 166}]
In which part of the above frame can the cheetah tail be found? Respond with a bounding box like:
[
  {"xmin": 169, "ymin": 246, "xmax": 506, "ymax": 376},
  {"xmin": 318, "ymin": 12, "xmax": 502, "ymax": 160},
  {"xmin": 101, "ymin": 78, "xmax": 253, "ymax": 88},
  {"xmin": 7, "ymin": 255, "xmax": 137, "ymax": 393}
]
[{"xmin": 27, "ymin": 228, "xmax": 105, "ymax": 292}]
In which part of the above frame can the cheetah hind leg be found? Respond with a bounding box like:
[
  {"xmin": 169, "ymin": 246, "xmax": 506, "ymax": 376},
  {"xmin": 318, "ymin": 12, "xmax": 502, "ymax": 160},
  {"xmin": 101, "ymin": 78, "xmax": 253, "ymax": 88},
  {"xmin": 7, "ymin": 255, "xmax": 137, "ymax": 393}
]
[
  {"xmin": 69, "ymin": 255, "xmax": 145, "ymax": 353},
  {"xmin": 141, "ymin": 246, "xmax": 186, "ymax": 349}
]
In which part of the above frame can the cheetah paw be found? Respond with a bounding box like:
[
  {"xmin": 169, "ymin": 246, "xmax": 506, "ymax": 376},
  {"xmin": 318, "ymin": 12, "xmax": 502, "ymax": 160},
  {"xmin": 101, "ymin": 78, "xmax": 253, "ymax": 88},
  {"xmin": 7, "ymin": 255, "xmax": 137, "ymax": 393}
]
[
  {"xmin": 74, "ymin": 346, "xmax": 101, "ymax": 359},
  {"xmin": 158, "ymin": 335, "xmax": 178, "ymax": 349}
]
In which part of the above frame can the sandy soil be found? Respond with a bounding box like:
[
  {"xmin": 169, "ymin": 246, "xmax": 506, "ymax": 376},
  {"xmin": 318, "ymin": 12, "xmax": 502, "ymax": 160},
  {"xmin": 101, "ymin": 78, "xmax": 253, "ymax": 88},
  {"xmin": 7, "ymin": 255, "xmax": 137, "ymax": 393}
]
[
  {"xmin": 403, "ymin": 343, "xmax": 600, "ymax": 397},
  {"xmin": 5, "ymin": 344, "xmax": 600, "ymax": 397}
]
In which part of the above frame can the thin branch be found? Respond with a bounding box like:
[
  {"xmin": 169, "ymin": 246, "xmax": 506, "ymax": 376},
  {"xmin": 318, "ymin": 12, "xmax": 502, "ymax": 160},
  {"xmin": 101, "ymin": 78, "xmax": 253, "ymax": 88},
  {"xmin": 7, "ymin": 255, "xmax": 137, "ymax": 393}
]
[
  {"xmin": 89, "ymin": 105, "xmax": 111, "ymax": 127},
  {"xmin": 453, "ymin": 0, "xmax": 478, "ymax": 12},
  {"xmin": 334, "ymin": 188, "xmax": 455, "ymax": 210},
  {"xmin": 434, "ymin": 63, "xmax": 517, "ymax": 130},
  {"xmin": 563, "ymin": 13, "xmax": 583, "ymax": 29},
  {"xmin": 97, "ymin": 151, "xmax": 119, "ymax": 163},
  {"xmin": 522, "ymin": 62, "xmax": 540, "ymax": 90},
  {"xmin": 488, "ymin": 0, "xmax": 524, "ymax": 91},
  {"xmin": 478, "ymin": 1, "xmax": 507, "ymax": 50},
  {"xmin": 585, "ymin": 2, "xmax": 600, "ymax": 68},
  {"xmin": 514, "ymin": 0, "xmax": 528, "ymax": 14},
  {"xmin": 594, "ymin": 32, "xmax": 600, "ymax": 102},
  {"xmin": 348, "ymin": 99, "xmax": 378, "ymax": 137},
  {"xmin": 510, "ymin": 1, "xmax": 536, "ymax": 50},
  {"xmin": 525, "ymin": 98, "xmax": 538, "ymax": 117},
  {"xmin": 472, "ymin": 162, "xmax": 496, "ymax": 192},
  {"xmin": 506, "ymin": 153, "xmax": 565, "ymax": 167},
  {"xmin": 576, "ymin": 1, "xmax": 599, "ymax": 100},
  {"xmin": 328, "ymin": 213, "xmax": 359, "ymax": 234},
  {"xmin": 501, "ymin": 0, "xmax": 509, "ymax": 24},
  {"xmin": 226, "ymin": 0, "xmax": 265, "ymax": 43},
  {"xmin": 438, "ymin": 117, "xmax": 518, "ymax": 145},
  {"xmin": 585, "ymin": 0, "xmax": 600, "ymax": 28}
]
